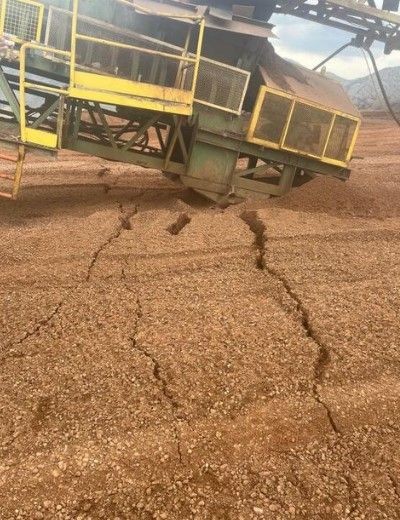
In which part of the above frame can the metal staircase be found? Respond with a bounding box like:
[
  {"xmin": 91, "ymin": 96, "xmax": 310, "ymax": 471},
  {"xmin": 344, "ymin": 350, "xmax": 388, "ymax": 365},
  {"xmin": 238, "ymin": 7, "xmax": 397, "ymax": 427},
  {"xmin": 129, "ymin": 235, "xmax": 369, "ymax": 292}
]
[
  {"xmin": 0, "ymin": 145, "xmax": 25, "ymax": 199},
  {"xmin": 0, "ymin": 0, "xmax": 206, "ymax": 199}
]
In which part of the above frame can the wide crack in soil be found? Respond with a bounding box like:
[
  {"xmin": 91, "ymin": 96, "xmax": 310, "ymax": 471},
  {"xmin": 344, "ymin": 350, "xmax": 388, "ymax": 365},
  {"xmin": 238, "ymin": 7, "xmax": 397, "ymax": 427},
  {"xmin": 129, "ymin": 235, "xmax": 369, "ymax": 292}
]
[{"xmin": 240, "ymin": 209, "xmax": 339, "ymax": 434}]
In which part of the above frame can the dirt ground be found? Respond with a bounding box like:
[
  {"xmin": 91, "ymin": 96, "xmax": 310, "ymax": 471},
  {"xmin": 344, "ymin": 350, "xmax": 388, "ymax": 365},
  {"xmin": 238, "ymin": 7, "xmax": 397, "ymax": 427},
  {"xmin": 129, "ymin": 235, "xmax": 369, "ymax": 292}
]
[{"xmin": 0, "ymin": 116, "xmax": 399, "ymax": 519}]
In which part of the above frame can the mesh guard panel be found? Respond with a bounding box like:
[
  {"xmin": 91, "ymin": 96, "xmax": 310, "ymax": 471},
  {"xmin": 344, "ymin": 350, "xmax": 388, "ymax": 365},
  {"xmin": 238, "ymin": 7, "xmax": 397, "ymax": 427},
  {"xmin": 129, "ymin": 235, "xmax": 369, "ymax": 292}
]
[
  {"xmin": 325, "ymin": 115, "xmax": 358, "ymax": 162},
  {"xmin": 45, "ymin": 7, "xmax": 187, "ymax": 89},
  {"xmin": 284, "ymin": 102, "xmax": 333, "ymax": 156},
  {"xmin": 45, "ymin": 8, "xmax": 249, "ymax": 113},
  {"xmin": 45, "ymin": 7, "xmax": 71, "ymax": 50},
  {"xmin": 254, "ymin": 91, "xmax": 292, "ymax": 144},
  {"xmin": 185, "ymin": 57, "xmax": 250, "ymax": 114},
  {"xmin": 248, "ymin": 86, "xmax": 360, "ymax": 166},
  {"xmin": 4, "ymin": 0, "xmax": 41, "ymax": 42}
]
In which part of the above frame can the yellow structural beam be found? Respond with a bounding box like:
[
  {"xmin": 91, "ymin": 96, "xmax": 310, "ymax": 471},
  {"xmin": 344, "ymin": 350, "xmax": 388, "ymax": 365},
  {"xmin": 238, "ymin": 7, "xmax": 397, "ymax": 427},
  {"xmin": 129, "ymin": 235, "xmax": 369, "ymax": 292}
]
[
  {"xmin": 69, "ymin": 86, "xmax": 193, "ymax": 115},
  {"xmin": 74, "ymin": 71, "xmax": 193, "ymax": 106}
]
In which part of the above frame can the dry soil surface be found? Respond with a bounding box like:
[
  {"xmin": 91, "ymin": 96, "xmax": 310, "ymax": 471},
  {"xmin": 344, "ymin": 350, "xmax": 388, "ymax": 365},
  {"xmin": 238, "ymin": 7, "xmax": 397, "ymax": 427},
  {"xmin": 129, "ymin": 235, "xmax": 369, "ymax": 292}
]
[{"xmin": 0, "ymin": 116, "xmax": 399, "ymax": 520}]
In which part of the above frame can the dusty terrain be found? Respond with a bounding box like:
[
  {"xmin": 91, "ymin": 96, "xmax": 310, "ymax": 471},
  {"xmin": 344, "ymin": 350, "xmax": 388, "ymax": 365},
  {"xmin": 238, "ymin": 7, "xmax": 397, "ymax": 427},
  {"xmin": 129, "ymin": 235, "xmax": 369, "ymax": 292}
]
[{"xmin": 0, "ymin": 116, "xmax": 399, "ymax": 519}]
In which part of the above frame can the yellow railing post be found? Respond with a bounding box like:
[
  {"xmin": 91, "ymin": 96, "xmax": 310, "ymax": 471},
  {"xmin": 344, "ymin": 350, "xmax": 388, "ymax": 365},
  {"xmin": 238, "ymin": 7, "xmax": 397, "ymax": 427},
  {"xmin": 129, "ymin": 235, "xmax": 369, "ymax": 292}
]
[
  {"xmin": 19, "ymin": 42, "xmax": 28, "ymax": 143},
  {"xmin": 322, "ymin": 114, "xmax": 337, "ymax": 157},
  {"xmin": 346, "ymin": 119, "xmax": 361, "ymax": 162},
  {"xmin": 35, "ymin": 2, "xmax": 44, "ymax": 42},
  {"xmin": 0, "ymin": 1, "xmax": 7, "ymax": 35},
  {"xmin": 279, "ymin": 98, "xmax": 296, "ymax": 148},
  {"xmin": 70, "ymin": 0, "xmax": 79, "ymax": 88},
  {"xmin": 191, "ymin": 18, "xmax": 205, "ymax": 99},
  {"xmin": 19, "ymin": 42, "xmax": 71, "ymax": 146},
  {"xmin": 174, "ymin": 24, "xmax": 193, "ymax": 89}
]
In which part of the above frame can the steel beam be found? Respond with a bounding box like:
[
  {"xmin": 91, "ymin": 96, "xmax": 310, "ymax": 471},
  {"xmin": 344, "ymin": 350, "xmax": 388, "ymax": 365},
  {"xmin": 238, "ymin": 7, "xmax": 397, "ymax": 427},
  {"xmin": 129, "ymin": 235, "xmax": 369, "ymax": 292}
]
[
  {"xmin": 65, "ymin": 137, "xmax": 186, "ymax": 174},
  {"xmin": 275, "ymin": 0, "xmax": 400, "ymax": 48},
  {"xmin": 0, "ymin": 66, "xmax": 20, "ymax": 122}
]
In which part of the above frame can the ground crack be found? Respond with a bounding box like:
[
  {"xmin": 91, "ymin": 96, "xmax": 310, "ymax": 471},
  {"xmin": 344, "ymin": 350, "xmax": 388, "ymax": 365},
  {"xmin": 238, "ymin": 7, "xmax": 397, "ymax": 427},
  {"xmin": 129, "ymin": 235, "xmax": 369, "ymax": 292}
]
[
  {"xmin": 1, "ymin": 300, "xmax": 65, "ymax": 366},
  {"xmin": 86, "ymin": 205, "xmax": 137, "ymax": 281},
  {"xmin": 388, "ymin": 473, "xmax": 400, "ymax": 500},
  {"xmin": 167, "ymin": 213, "xmax": 191, "ymax": 236},
  {"xmin": 344, "ymin": 475, "xmax": 359, "ymax": 516},
  {"xmin": 126, "ymin": 288, "xmax": 183, "ymax": 463},
  {"xmin": 240, "ymin": 210, "xmax": 340, "ymax": 435},
  {"xmin": 3, "ymin": 206, "xmax": 137, "ymax": 360}
]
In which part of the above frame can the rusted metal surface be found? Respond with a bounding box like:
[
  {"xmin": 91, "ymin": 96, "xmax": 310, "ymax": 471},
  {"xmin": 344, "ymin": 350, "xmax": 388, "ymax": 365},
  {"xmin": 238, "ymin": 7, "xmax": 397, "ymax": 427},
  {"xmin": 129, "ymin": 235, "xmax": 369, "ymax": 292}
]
[
  {"xmin": 130, "ymin": 0, "xmax": 207, "ymax": 20},
  {"xmin": 275, "ymin": 0, "xmax": 400, "ymax": 49},
  {"xmin": 205, "ymin": 13, "xmax": 274, "ymax": 37},
  {"xmin": 129, "ymin": 0, "xmax": 275, "ymax": 37},
  {"xmin": 258, "ymin": 45, "xmax": 360, "ymax": 118},
  {"xmin": 190, "ymin": 0, "xmax": 400, "ymax": 48}
]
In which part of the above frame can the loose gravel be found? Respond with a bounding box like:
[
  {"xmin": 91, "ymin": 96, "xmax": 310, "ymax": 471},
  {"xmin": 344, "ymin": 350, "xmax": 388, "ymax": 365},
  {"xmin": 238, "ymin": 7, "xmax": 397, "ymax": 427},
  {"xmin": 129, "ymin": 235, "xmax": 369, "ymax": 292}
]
[{"xmin": 0, "ymin": 117, "xmax": 399, "ymax": 519}]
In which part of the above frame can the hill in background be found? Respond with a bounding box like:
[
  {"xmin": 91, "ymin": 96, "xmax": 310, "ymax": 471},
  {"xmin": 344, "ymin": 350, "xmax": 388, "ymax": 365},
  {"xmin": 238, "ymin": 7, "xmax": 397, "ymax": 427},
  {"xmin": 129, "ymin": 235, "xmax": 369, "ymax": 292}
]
[{"xmin": 326, "ymin": 66, "xmax": 400, "ymax": 111}]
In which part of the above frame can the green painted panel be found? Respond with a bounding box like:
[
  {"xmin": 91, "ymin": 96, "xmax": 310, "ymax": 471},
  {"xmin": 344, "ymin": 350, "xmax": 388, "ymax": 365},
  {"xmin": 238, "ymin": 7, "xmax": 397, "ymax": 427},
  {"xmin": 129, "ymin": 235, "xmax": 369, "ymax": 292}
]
[{"xmin": 185, "ymin": 141, "xmax": 238, "ymax": 194}]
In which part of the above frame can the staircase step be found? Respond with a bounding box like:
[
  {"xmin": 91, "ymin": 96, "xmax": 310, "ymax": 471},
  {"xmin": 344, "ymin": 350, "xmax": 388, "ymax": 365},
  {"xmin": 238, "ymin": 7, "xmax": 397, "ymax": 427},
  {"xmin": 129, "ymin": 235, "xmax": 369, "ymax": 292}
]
[{"xmin": 0, "ymin": 145, "xmax": 25, "ymax": 200}]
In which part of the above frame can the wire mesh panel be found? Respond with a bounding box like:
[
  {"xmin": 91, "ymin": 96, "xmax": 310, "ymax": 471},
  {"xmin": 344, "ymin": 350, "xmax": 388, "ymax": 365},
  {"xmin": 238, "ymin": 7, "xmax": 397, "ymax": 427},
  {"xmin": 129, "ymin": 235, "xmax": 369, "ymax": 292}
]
[
  {"xmin": 44, "ymin": 6, "xmax": 71, "ymax": 50},
  {"xmin": 2, "ymin": 0, "xmax": 43, "ymax": 42},
  {"xmin": 284, "ymin": 102, "xmax": 333, "ymax": 156},
  {"xmin": 76, "ymin": 39, "xmax": 186, "ymax": 88},
  {"xmin": 45, "ymin": 7, "xmax": 192, "ymax": 89},
  {"xmin": 185, "ymin": 57, "xmax": 250, "ymax": 114},
  {"xmin": 325, "ymin": 115, "xmax": 358, "ymax": 162},
  {"xmin": 247, "ymin": 86, "xmax": 360, "ymax": 166},
  {"xmin": 253, "ymin": 91, "xmax": 292, "ymax": 143}
]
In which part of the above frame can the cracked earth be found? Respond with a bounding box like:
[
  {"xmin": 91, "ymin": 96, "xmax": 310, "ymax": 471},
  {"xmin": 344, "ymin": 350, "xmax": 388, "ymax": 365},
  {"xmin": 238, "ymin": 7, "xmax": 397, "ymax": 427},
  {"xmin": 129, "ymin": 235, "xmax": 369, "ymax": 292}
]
[{"xmin": 0, "ymin": 115, "xmax": 400, "ymax": 519}]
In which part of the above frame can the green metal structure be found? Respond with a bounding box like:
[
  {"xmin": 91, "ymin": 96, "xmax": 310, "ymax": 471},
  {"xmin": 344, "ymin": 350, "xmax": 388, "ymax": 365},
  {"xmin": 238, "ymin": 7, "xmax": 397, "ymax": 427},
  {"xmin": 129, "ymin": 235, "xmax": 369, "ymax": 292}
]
[{"xmin": 0, "ymin": 0, "xmax": 394, "ymax": 202}]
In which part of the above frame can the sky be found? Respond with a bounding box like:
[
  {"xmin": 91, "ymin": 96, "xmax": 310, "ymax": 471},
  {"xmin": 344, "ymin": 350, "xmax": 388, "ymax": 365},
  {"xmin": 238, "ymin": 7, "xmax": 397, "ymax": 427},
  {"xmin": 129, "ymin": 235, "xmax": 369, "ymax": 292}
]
[{"xmin": 270, "ymin": 6, "xmax": 400, "ymax": 80}]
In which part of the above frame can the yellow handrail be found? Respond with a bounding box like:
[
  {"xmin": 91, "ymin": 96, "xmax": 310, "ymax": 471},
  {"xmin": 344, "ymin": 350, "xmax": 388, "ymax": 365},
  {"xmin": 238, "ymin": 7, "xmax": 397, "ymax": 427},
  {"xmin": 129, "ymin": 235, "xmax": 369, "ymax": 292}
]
[
  {"xmin": 191, "ymin": 18, "xmax": 205, "ymax": 98},
  {"xmin": 24, "ymin": 82, "xmax": 69, "ymax": 95},
  {"xmin": 69, "ymin": 0, "xmax": 205, "ymax": 99},
  {"xmin": 19, "ymin": 42, "xmax": 71, "ymax": 143},
  {"xmin": 75, "ymin": 34, "xmax": 198, "ymax": 63},
  {"xmin": 18, "ymin": 0, "xmax": 206, "ymax": 142}
]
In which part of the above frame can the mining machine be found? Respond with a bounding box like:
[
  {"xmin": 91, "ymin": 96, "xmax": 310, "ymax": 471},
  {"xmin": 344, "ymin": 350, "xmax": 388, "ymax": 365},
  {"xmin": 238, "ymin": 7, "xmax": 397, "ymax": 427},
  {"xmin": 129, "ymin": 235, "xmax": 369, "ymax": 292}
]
[{"xmin": 0, "ymin": 0, "xmax": 398, "ymax": 202}]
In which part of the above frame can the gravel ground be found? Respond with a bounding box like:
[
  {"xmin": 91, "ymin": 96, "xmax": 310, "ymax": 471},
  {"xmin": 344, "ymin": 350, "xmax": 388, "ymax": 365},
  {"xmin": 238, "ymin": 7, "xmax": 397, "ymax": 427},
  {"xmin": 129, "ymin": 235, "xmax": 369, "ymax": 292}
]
[{"xmin": 0, "ymin": 116, "xmax": 399, "ymax": 519}]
